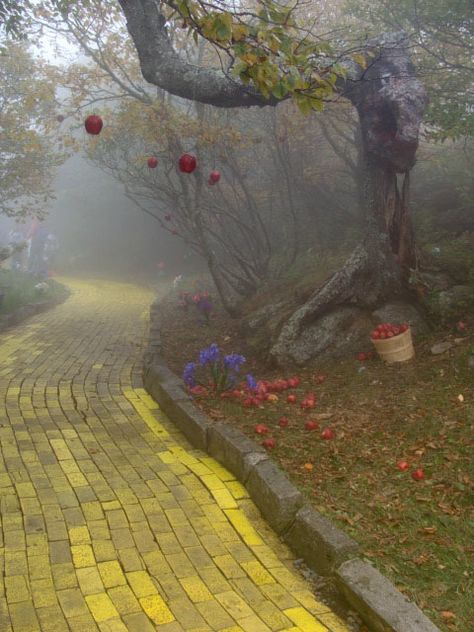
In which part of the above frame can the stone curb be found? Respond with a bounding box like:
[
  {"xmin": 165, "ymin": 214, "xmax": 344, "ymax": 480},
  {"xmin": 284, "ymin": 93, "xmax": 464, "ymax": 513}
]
[
  {"xmin": 142, "ymin": 301, "xmax": 441, "ymax": 632},
  {"xmin": 335, "ymin": 559, "xmax": 441, "ymax": 632},
  {"xmin": 0, "ymin": 289, "xmax": 71, "ymax": 333}
]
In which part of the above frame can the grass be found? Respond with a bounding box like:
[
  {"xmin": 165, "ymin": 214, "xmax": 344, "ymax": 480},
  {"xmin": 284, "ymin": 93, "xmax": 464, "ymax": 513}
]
[
  {"xmin": 159, "ymin": 285, "xmax": 474, "ymax": 632},
  {"xmin": 0, "ymin": 269, "xmax": 69, "ymax": 316}
]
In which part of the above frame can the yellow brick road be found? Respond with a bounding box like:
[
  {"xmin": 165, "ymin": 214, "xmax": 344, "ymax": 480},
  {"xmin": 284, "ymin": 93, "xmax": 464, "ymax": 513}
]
[{"xmin": 0, "ymin": 279, "xmax": 349, "ymax": 632}]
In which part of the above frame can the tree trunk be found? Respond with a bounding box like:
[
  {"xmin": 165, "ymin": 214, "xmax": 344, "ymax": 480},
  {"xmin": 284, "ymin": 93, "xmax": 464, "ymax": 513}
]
[{"xmin": 269, "ymin": 34, "xmax": 427, "ymax": 365}]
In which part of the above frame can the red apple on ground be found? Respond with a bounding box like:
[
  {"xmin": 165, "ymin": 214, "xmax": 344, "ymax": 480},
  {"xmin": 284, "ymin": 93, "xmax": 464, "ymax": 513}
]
[
  {"xmin": 321, "ymin": 427, "xmax": 334, "ymax": 440},
  {"xmin": 305, "ymin": 420, "xmax": 319, "ymax": 431},
  {"xmin": 314, "ymin": 374, "xmax": 326, "ymax": 384},
  {"xmin": 287, "ymin": 394, "xmax": 297, "ymax": 404},
  {"xmin": 178, "ymin": 153, "xmax": 197, "ymax": 173},
  {"xmin": 278, "ymin": 417, "xmax": 289, "ymax": 428},
  {"xmin": 262, "ymin": 438, "xmax": 276, "ymax": 450},
  {"xmin": 357, "ymin": 352, "xmax": 367, "ymax": 361},
  {"xmin": 255, "ymin": 424, "xmax": 269, "ymax": 435},
  {"xmin": 397, "ymin": 461, "xmax": 409, "ymax": 471},
  {"xmin": 412, "ymin": 468, "xmax": 425, "ymax": 481},
  {"xmin": 84, "ymin": 114, "xmax": 103, "ymax": 135}
]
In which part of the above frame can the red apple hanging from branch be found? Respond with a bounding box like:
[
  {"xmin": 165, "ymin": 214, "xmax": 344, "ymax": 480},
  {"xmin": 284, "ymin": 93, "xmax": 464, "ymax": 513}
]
[
  {"xmin": 208, "ymin": 170, "xmax": 221, "ymax": 185},
  {"xmin": 84, "ymin": 115, "xmax": 103, "ymax": 135},
  {"xmin": 179, "ymin": 153, "xmax": 197, "ymax": 173},
  {"xmin": 147, "ymin": 156, "xmax": 158, "ymax": 169}
]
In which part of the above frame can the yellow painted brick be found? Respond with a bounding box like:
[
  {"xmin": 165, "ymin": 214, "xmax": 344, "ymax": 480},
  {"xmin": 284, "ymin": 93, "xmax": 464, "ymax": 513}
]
[
  {"xmin": 71, "ymin": 544, "xmax": 96, "ymax": 568},
  {"xmin": 224, "ymin": 510, "xmax": 263, "ymax": 546},
  {"xmin": 210, "ymin": 488, "xmax": 238, "ymax": 510},
  {"xmin": 69, "ymin": 526, "xmax": 91, "ymax": 545},
  {"xmin": 187, "ymin": 462, "xmax": 213, "ymax": 477},
  {"xmin": 236, "ymin": 614, "xmax": 273, "ymax": 632},
  {"xmin": 254, "ymin": 599, "xmax": 293, "ymax": 630},
  {"xmin": 98, "ymin": 618, "xmax": 130, "ymax": 632},
  {"xmin": 85, "ymin": 592, "xmax": 120, "ymax": 623},
  {"xmin": 98, "ymin": 560, "xmax": 126, "ymax": 588},
  {"xmin": 5, "ymin": 574, "xmax": 30, "ymax": 603},
  {"xmin": 292, "ymin": 591, "xmax": 332, "ymax": 615},
  {"xmin": 139, "ymin": 594, "xmax": 175, "ymax": 625},
  {"xmin": 82, "ymin": 501, "xmax": 105, "ymax": 521},
  {"xmin": 15, "ymin": 482, "xmax": 37, "ymax": 498},
  {"xmin": 108, "ymin": 585, "xmax": 141, "ymax": 615},
  {"xmin": 213, "ymin": 555, "xmax": 246, "ymax": 579},
  {"xmin": 200, "ymin": 473, "xmax": 227, "ymax": 491},
  {"xmin": 76, "ymin": 566, "xmax": 105, "ymax": 595},
  {"xmin": 52, "ymin": 563, "xmax": 78, "ymax": 590},
  {"xmin": 214, "ymin": 590, "xmax": 254, "ymax": 620},
  {"xmin": 67, "ymin": 472, "xmax": 89, "ymax": 487},
  {"xmin": 102, "ymin": 501, "xmax": 121, "ymax": 511},
  {"xmin": 179, "ymin": 576, "xmax": 213, "ymax": 603},
  {"xmin": 225, "ymin": 481, "xmax": 249, "ymax": 500},
  {"xmin": 126, "ymin": 570, "xmax": 159, "ymax": 598},
  {"xmin": 50, "ymin": 439, "xmax": 74, "ymax": 461},
  {"xmin": 284, "ymin": 607, "xmax": 328, "ymax": 632},
  {"xmin": 92, "ymin": 540, "xmax": 116, "ymax": 562},
  {"xmin": 240, "ymin": 560, "xmax": 276, "ymax": 586},
  {"xmin": 31, "ymin": 578, "xmax": 57, "ymax": 608},
  {"xmin": 199, "ymin": 458, "xmax": 235, "ymax": 482},
  {"xmin": 318, "ymin": 612, "xmax": 350, "ymax": 632}
]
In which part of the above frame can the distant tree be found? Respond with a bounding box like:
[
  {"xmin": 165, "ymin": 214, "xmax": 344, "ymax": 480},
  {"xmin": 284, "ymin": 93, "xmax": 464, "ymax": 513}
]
[{"xmin": 0, "ymin": 41, "xmax": 63, "ymax": 218}]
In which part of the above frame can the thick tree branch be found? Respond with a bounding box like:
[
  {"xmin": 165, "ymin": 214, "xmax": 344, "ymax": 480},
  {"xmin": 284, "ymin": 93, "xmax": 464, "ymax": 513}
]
[{"xmin": 117, "ymin": 0, "xmax": 277, "ymax": 107}]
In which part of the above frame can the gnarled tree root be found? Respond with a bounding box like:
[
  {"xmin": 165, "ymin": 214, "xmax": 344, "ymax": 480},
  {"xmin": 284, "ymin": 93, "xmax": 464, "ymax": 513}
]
[{"xmin": 269, "ymin": 242, "xmax": 413, "ymax": 366}]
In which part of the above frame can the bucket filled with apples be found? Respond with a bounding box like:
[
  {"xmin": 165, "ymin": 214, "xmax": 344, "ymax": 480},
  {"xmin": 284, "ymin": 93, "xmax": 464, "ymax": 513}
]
[{"xmin": 371, "ymin": 322, "xmax": 415, "ymax": 363}]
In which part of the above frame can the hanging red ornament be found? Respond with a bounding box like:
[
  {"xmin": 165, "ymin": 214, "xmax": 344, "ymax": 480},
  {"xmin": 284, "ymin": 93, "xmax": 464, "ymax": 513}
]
[
  {"xmin": 147, "ymin": 156, "xmax": 158, "ymax": 168},
  {"xmin": 178, "ymin": 153, "xmax": 197, "ymax": 173},
  {"xmin": 208, "ymin": 170, "xmax": 221, "ymax": 185},
  {"xmin": 84, "ymin": 115, "xmax": 103, "ymax": 135}
]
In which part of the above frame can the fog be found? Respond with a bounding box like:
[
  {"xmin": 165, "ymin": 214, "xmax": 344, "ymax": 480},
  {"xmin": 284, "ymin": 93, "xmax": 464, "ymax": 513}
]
[{"xmin": 48, "ymin": 151, "xmax": 199, "ymax": 282}]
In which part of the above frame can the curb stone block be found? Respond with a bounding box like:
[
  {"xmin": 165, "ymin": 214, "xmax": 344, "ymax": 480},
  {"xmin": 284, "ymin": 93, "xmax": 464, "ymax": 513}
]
[
  {"xmin": 285, "ymin": 505, "xmax": 359, "ymax": 576},
  {"xmin": 167, "ymin": 400, "xmax": 211, "ymax": 451},
  {"xmin": 335, "ymin": 559, "xmax": 441, "ymax": 632},
  {"xmin": 246, "ymin": 459, "xmax": 304, "ymax": 534},
  {"xmin": 208, "ymin": 423, "xmax": 267, "ymax": 482},
  {"xmin": 143, "ymin": 364, "xmax": 192, "ymax": 414}
]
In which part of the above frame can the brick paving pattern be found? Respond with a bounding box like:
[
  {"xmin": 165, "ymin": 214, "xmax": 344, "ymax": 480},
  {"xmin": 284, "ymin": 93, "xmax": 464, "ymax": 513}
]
[{"xmin": 0, "ymin": 279, "xmax": 349, "ymax": 631}]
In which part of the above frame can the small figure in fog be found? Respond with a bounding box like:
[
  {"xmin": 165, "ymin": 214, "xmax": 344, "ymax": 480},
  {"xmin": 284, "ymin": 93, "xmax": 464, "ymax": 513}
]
[
  {"xmin": 8, "ymin": 229, "xmax": 26, "ymax": 271},
  {"xmin": 41, "ymin": 233, "xmax": 59, "ymax": 277},
  {"xmin": 28, "ymin": 222, "xmax": 49, "ymax": 276}
]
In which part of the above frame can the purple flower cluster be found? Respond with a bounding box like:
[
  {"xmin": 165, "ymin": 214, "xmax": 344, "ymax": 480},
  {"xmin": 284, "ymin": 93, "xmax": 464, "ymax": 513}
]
[
  {"xmin": 183, "ymin": 343, "xmax": 248, "ymax": 394},
  {"xmin": 224, "ymin": 353, "xmax": 246, "ymax": 373},
  {"xmin": 183, "ymin": 362, "xmax": 196, "ymax": 387},
  {"xmin": 199, "ymin": 343, "xmax": 220, "ymax": 366},
  {"xmin": 246, "ymin": 374, "xmax": 257, "ymax": 391}
]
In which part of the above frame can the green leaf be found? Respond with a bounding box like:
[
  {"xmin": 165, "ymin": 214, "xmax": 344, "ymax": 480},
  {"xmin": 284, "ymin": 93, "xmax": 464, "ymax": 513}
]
[{"xmin": 272, "ymin": 80, "xmax": 289, "ymax": 99}]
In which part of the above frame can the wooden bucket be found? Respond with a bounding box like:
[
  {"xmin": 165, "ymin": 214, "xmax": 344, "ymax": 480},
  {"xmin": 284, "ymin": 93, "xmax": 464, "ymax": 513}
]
[{"xmin": 372, "ymin": 327, "xmax": 415, "ymax": 363}]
